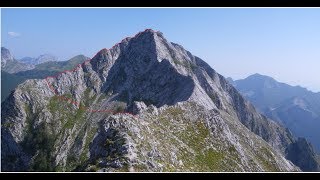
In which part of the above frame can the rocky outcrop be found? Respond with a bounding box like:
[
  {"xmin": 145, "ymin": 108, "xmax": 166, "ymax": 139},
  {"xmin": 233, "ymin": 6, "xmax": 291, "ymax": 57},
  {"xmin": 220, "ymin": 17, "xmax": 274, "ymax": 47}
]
[
  {"xmin": 286, "ymin": 138, "xmax": 320, "ymax": 171},
  {"xmin": 1, "ymin": 47, "xmax": 14, "ymax": 67},
  {"xmin": 1, "ymin": 29, "xmax": 316, "ymax": 172},
  {"xmin": 1, "ymin": 47, "xmax": 34, "ymax": 73},
  {"xmin": 79, "ymin": 102, "xmax": 298, "ymax": 172}
]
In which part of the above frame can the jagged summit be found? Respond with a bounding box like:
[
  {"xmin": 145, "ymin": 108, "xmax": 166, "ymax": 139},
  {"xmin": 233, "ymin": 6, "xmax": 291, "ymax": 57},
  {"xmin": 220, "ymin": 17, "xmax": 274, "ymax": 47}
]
[
  {"xmin": 96, "ymin": 29, "xmax": 160, "ymax": 50},
  {"xmin": 2, "ymin": 30, "xmax": 319, "ymax": 172},
  {"xmin": 91, "ymin": 29, "xmax": 162, "ymax": 65},
  {"xmin": 76, "ymin": 28, "xmax": 218, "ymax": 110}
]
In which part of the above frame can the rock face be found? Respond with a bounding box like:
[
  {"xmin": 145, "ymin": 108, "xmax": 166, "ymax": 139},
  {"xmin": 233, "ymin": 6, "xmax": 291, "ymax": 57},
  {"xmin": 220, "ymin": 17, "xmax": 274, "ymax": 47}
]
[
  {"xmin": 1, "ymin": 47, "xmax": 14, "ymax": 66},
  {"xmin": 286, "ymin": 138, "xmax": 320, "ymax": 171},
  {"xmin": 1, "ymin": 29, "xmax": 316, "ymax": 172},
  {"xmin": 1, "ymin": 47, "xmax": 34, "ymax": 73}
]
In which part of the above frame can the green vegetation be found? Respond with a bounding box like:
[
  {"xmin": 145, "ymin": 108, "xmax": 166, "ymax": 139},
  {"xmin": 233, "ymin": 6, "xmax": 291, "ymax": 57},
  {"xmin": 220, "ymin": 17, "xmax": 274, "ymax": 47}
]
[
  {"xmin": 189, "ymin": 62, "xmax": 198, "ymax": 71},
  {"xmin": 132, "ymin": 164, "xmax": 148, "ymax": 172},
  {"xmin": 2, "ymin": 121, "xmax": 14, "ymax": 128},
  {"xmin": 256, "ymin": 147, "xmax": 280, "ymax": 172},
  {"xmin": 97, "ymin": 93, "xmax": 108, "ymax": 103},
  {"xmin": 114, "ymin": 164, "xmax": 130, "ymax": 172},
  {"xmin": 48, "ymin": 95, "xmax": 86, "ymax": 130},
  {"xmin": 112, "ymin": 102, "xmax": 127, "ymax": 114},
  {"xmin": 139, "ymin": 107, "xmax": 227, "ymax": 171},
  {"xmin": 84, "ymin": 127, "xmax": 98, "ymax": 151},
  {"xmin": 14, "ymin": 69, "xmax": 58, "ymax": 79},
  {"xmin": 64, "ymin": 104, "xmax": 85, "ymax": 129},
  {"xmin": 172, "ymin": 59, "xmax": 198, "ymax": 72},
  {"xmin": 173, "ymin": 58, "xmax": 182, "ymax": 66},
  {"xmin": 83, "ymin": 129, "xmax": 129, "ymax": 172},
  {"xmin": 83, "ymin": 88, "xmax": 97, "ymax": 106},
  {"xmin": 83, "ymin": 71, "xmax": 91, "ymax": 79},
  {"xmin": 48, "ymin": 96, "xmax": 60, "ymax": 112},
  {"xmin": 208, "ymin": 92, "xmax": 217, "ymax": 102},
  {"xmin": 64, "ymin": 93, "xmax": 73, "ymax": 99},
  {"xmin": 208, "ymin": 92, "xmax": 222, "ymax": 109},
  {"xmin": 165, "ymin": 107, "xmax": 184, "ymax": 117},
  {"xmin": 70, "ymin": 126, "xmax": 98, "ymax": 171},
  {"xmin": 172, "ymin": 120, "xmax": 226, "ymax": 171},
  {"xmin": 21, "ymin": 104, "xmax": 56, "ymax": 171},
  {"xmin": 179, "ymin": 121, "xmax": 210, "ymax": 152},
  {"xmin": 136, "ymin": 106, "xmax": 245, "ymax": 172},
  {"xmin": 104, "ymin": 135, "xmax": 127, "ymax": 159},
  {"xmin": 195, "ymin": 149, "xmax": 225, "ymax": 171},
  {"xmin": 35, "ymin": 55, "xmax": 88, "ymax": 72},
  {"xmin": 1, "ymin": 71, "xmax": 26, "ymax": 102},
  {"xmin": 47, "ymin": 93, "xmax": 97, "ymax": 171}
]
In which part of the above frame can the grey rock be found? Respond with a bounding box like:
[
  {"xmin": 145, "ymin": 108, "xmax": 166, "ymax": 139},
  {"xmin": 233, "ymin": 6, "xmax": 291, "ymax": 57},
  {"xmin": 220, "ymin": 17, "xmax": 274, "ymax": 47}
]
[
  {"xmin": 110, "ymin": 160, "xmax": 123, "ymax": 168},
  {"xmin": 131, "ymin": 101, "xmax": 147, "ymax": 114},
  {"xmin": 0, "ymin": 29, "xmax": 309, "ymax": 172},
  {"xmin": 1, "ymin": 47, "xmax": 34, "ymax": 73},
  {"xmin": 286, "ymin": 138, "xmax": 320, "ymax": 171}
]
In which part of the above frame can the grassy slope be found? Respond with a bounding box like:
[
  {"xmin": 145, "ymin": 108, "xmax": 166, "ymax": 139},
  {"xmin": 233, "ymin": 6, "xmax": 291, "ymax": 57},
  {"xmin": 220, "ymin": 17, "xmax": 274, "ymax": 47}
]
[{"xmin": 1, "ymin": 71, "xmax": 26, "ymax": 102}]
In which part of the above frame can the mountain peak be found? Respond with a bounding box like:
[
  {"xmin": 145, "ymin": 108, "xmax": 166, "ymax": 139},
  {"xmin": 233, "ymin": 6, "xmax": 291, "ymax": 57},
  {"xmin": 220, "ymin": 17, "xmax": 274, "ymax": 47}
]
[
  {"xmin": 92, "ymin": 29, "xmax": 161, "ymax": 59},
  {"xmin": 36, "ymin": 54, "xmax": 58, "ymax": 62},
  {"xmin": 136, "ymin": 28, "xmax": 159, "ymax": 36},
  {"xmin": 131, "ymin": 28, "xmax": 163, "ymax": 43},
  {"xmin": 1, "ymin": 47, "xmax": 14, "ymax": 62},
  {"xmin": 245, "ymin": 73, "xmax": 280, "ymax": 89},
  {"xmin": 2, "ymin": 29, "xmax": 316, "ymax": 172},
  {"xmin": 247, "ymin": 73, "xmax": 276, "ymax": 81},
  {"xmin": 1, "ymin": 47, "xmax": 13, "ymax": 70},
  {"xmin": 19, "ymin": 54, "xmax": 58, "ymax": 65},
  {"xmin": 1, "ymin": 47, "xmax": 10, "ymax": 54}
]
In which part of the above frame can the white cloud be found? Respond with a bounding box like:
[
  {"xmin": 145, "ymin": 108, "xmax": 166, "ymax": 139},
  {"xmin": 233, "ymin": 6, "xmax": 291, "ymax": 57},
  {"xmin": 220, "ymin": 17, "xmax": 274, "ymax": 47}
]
[{"xmin": 8, "ymin": 31, "xmax": 21, "ymax": 37}]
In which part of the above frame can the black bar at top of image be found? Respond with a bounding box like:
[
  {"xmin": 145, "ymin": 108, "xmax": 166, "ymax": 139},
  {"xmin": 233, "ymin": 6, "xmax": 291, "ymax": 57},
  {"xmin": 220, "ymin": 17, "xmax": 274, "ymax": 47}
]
[{"xmin": 1, "ymin": 0, "xmax": 320, "ymax": 7}]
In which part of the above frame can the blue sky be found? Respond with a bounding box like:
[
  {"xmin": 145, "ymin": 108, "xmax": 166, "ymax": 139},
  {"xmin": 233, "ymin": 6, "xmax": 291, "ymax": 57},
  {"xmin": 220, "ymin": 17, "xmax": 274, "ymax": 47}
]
[{"xmin": 1, "ymin": 8, "xmax": 320, "ymax": 92}]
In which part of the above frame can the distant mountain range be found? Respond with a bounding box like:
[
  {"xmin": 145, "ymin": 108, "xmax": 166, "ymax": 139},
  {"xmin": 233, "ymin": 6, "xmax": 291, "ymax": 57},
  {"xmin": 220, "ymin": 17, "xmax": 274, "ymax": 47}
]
[
  {"xmin": 1, "ymin": 47, "xmax": 89, "ymax": 102},
  {"xmin": 15, "ymin": 54, "xmax": 90, "ymax": 79},
  {"xmin": 19, "ymin": 54, "xmax": 59, "ymax": 65},
  {"xmin": 229, "ymin": 74, "xmax": 320, "ymax": 152}
]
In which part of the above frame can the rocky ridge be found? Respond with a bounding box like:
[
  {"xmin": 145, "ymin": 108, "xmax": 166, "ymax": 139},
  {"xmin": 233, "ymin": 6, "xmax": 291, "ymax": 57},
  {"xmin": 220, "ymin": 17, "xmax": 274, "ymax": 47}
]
[{"xmin": 1, "ymin": 29, "xmax": 318, "ymax": 171}]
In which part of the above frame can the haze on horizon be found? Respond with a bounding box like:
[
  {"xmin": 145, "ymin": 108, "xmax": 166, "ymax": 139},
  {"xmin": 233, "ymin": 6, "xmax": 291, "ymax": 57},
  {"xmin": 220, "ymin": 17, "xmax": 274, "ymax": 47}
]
[{"xmin": 1, "ymin": 8, "xmax": 320, "ymax": 92}]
